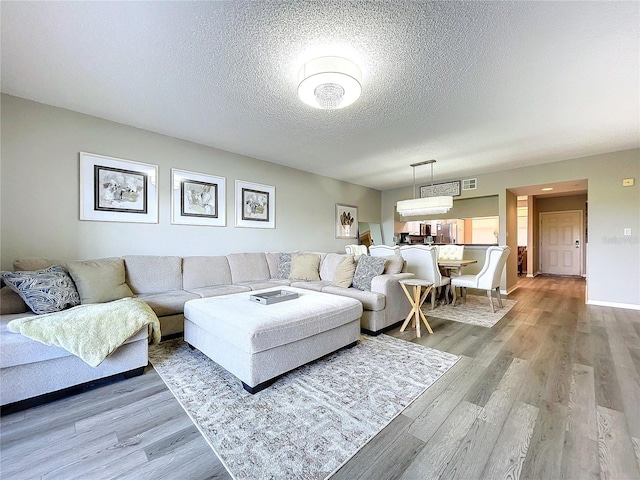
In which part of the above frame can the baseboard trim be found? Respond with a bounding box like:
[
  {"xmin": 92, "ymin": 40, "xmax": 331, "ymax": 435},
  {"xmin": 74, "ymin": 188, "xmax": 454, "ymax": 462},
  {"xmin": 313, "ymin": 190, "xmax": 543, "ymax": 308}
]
[{"xmin": 586, "ymin": 299, "xmax": 640, "ymax": 311}]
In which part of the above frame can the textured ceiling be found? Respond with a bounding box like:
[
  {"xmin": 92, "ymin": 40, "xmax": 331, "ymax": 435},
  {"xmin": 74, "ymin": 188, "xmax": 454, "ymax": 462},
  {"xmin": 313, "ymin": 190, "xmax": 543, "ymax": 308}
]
[{"xmin": 2, "ymin": 1, "xmax": 638, "ymax": 191}]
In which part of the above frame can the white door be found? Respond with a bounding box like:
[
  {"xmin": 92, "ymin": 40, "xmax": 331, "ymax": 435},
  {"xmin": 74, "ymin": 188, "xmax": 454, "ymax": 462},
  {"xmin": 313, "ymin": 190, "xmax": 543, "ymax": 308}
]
[{"xmin": 540, "ymin": 211, "xmax": 582, "ymax": 276}]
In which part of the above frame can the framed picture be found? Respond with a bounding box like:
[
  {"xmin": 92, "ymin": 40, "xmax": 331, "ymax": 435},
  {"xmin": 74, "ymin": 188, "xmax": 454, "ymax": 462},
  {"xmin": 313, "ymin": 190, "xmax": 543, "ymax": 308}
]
[
  {"xmin": 336, "ymin": 204, "xmax": 358, "ymax": 239},
  {"xmin": 79, "ymin": 152, "xmax": 158, "ymax": 223},
  {"xmin": 171, "ymin": 169, "xmax": 226, "ymax": 226},
  {"xmin": 235, "ymin": 180, "xmax": 275, "ymax": 229}
]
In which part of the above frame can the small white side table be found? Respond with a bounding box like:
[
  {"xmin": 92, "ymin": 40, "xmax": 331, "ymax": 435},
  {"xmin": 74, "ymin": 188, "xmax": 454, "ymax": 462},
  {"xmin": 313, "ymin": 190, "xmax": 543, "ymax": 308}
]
[{"xmin": 399, "ymin": 278, "xmax": 434, "ymax": 337}]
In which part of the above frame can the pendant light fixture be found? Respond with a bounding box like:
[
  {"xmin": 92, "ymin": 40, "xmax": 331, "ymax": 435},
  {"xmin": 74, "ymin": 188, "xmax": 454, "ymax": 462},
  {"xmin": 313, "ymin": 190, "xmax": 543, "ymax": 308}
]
[{"xmin": 396, "ymin": 160, "xmax": 453, "ymax": 216}]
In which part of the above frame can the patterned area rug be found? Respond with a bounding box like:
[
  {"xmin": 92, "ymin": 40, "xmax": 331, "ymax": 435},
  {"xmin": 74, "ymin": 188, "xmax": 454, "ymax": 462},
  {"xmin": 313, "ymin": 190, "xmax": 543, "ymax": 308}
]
[
  {"xmin": 425, "ymin": 294, "xmax": 517, "ymax": 328},
  {"xmin": 149, "ymin": 335, "xmax": 459, "ymax": 480}
]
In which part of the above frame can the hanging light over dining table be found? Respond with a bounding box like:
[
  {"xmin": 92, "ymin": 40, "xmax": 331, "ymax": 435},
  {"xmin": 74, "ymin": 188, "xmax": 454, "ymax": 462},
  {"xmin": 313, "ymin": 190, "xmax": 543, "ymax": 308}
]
[{"xmin": 396, "ymin": 160, "xmax": 453, "ymax": 216}]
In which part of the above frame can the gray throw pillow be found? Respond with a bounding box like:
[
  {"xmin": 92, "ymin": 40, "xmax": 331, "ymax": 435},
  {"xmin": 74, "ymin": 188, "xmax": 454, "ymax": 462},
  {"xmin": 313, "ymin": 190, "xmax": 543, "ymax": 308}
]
[
  {"xmin": 352, "ymin": 255, "xmax": 386, "ymax": 291},
  {"xmin": 276, "ymin": 252, "xmax": 292, "ymax": 280},
  {"xmin": 66, "ymin": 258, "xmax": 134, "ymax": 304},
  {"xmin": 1, "ymin": 266, "xmax": 80, "ymax": 314}
]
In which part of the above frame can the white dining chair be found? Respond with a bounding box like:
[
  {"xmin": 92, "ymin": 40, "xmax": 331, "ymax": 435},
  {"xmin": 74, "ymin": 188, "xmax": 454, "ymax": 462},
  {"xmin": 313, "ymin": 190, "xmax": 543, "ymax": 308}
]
[
  {"xmin": 451, "ymin": 245, "xmax": 511, "ymax": 312},
  {"xmin": 399, "ymin": 245, "xmax": 450, "ymax": 309},
  {"xmin": 368, "ymin": 245, "xmax": 400, "ymax": 257}
]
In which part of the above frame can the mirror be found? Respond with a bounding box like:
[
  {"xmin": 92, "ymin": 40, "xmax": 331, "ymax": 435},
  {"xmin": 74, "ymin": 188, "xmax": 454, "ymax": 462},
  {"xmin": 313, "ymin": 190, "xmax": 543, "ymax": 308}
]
[{"xmin": 358, "ymin": 222, "xmax": 383, "ymax": 247}]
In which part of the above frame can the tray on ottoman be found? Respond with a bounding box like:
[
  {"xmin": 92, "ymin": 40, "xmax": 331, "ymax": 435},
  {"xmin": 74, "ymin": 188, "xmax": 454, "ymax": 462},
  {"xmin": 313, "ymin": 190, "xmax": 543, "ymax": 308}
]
[{"xmin": 250, "ymin": 290, "xmax": 298, "ymax": 305}]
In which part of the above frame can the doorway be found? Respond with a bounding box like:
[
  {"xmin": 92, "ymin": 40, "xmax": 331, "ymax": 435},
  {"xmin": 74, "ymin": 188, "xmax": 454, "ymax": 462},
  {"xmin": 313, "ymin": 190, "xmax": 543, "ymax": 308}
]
[{"xmin": 540, "ymin": 210, "xmax": 583, "ymax": 276}]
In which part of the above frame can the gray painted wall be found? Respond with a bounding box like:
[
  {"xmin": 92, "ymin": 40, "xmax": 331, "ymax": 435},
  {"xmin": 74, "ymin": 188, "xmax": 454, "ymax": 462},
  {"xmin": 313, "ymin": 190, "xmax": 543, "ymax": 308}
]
[
  {"xmin": 382, "ymin": 149, "xmax": 640, "ymax": 308},
  {"xmin": 0, "ymin": 95, "xmax": 381, "ymax": 268}
]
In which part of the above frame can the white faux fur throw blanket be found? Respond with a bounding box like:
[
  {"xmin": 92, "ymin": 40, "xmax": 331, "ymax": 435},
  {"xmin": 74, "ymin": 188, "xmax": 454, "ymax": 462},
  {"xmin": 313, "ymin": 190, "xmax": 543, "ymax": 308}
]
[{"xmin": 8, "ymin": 297, "xmax": 161, "ymax": 367}]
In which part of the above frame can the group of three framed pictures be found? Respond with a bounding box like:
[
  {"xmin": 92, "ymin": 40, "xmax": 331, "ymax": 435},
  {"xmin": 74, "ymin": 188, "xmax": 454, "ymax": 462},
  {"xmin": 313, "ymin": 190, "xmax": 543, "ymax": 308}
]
[{"xmin": 79, "ymin": 152, "xmax": 275, "ymax": 228}]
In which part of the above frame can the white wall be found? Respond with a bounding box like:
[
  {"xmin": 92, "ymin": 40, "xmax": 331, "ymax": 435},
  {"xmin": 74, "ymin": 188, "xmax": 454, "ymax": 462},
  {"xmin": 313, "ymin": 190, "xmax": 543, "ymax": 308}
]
[
  {"xmin": 0, "ymin": 95, "xmax": 381, "ymax": 268},
  {"xmin": 382, "ymin": 149, "xmax": 640, "ymax": 308}
]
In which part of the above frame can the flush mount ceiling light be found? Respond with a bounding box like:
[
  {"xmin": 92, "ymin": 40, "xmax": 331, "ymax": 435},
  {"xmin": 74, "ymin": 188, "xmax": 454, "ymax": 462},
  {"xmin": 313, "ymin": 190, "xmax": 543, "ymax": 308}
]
[
  {"xmin": 298, "ymin": 56, "xmax": 362, "ymax": 110},
  {"xmin": 397, "ymin": 160, "xmax": 453, "ymax": 216}
]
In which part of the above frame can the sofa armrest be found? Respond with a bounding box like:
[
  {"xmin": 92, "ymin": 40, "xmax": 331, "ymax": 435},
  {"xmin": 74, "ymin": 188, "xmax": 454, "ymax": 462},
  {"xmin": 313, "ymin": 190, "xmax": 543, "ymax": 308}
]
[{"xmin": 370, "ymin": 273, "xmax": 415, "ymax": 324}]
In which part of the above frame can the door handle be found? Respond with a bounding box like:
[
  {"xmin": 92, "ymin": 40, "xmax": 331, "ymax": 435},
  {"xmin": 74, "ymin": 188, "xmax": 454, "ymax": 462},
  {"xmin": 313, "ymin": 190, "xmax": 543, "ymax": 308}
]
[{"xmin": 575, "ymin": 240, "xmax": 580, "ymax": 248}]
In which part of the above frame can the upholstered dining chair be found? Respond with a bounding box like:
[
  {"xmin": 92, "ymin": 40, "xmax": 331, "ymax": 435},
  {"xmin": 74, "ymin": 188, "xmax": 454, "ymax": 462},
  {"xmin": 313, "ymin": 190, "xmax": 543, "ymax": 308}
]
[
  {"xmin": 436, "ymin": 244, "xmax": 465, "ymax": 261},
  {"xmin": 368, "ymin": 245, "xmax": 400, "ymax": 257},
  {"xmin": 436, "ymin": 244, "xmax": 465, "ymax": 277},
  {"xmin": 399, "ymin": 245, "xmax": 450, "ymax": 310},
  {"xmin": 451, "ymin": 245, "xmax": 511, "ymax": 312},
  {"xmin": 345, "ymin": 244, "xmax": 368, "ymax": 257}
]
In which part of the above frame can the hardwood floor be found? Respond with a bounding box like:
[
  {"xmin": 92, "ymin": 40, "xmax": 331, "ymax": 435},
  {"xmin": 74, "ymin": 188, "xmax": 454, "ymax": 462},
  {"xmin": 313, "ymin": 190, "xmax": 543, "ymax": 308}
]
[{"xmin": 2, "ymin": 276, "xmax": 639, "ymax": 479}]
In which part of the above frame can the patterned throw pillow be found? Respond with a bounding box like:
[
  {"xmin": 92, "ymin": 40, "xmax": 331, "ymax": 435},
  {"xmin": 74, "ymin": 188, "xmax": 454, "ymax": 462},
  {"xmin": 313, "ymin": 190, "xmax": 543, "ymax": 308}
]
[
  {"xmin": 352, "ymin": 255, "xmax": 386, "ymax": 291},
  {"xmin": 1, "ymin": 266, "xmax": 80, "ymax": 314},
  {"xmin": 276, "ymin": 252, "xmax": 292, "ymax": 280}
]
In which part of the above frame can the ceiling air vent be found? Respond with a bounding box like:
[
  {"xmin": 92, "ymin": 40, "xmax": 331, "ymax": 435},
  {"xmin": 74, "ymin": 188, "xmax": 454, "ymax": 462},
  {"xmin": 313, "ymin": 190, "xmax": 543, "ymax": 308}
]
[{"xmin": 462, "ymin": 178, "xmax": 477, "ymax": 190}]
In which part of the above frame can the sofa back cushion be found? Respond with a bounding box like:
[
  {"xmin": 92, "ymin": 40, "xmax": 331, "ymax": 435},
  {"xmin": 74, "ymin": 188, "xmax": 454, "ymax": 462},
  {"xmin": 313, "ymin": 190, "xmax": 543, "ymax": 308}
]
[
  {"xmin": 123, "ymin": 255, "xmax": 183, "ymax": 294},
  {"xmin": 227, "ymin": 253, "xmax": 270, "ymax": 283},
  {"xmin": 183, "ymin": 256, "xmax": 232, "ymax": 289}
]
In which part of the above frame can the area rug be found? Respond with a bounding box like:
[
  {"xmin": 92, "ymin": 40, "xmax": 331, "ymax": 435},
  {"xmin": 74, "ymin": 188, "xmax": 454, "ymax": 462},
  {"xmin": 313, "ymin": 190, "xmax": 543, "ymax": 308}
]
[
  {"xmin": 149, "ymin": 334, "xmax": 459, "ymax": 480},
  {"xmin": 425, "ymin": 294, "xmax": 517, "ymax": 328}
]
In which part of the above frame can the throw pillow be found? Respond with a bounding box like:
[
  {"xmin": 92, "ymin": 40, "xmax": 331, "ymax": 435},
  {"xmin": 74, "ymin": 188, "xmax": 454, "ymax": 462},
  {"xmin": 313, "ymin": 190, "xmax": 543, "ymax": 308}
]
[
  {"xmin": 383, "ymin": 254, "xmax": 404, "ymax": 274},
  {"xmin": 352, "ymin": 255, "xmax": 386, "ymax": 291},
  {"xmin": 276, "ymin": 252, "xmax": 293, "ymax": 280},
  {"xmin": 66, "ymin": 258, "xmax": 134, "ymax": 304},
  {"xmin": 1, "ymin": 266, "xmax": 80, "ymax": 315},
  {"xmin": 331, "ymin": 255, "xmax": 356, "ymax": 288},
  {"xmin": 289, "ymin": 253, "xmax": 321, "ymax": 281},
  {"xmin": 0, "ymin": 286, "xmax": 29, "ymax": 314}
]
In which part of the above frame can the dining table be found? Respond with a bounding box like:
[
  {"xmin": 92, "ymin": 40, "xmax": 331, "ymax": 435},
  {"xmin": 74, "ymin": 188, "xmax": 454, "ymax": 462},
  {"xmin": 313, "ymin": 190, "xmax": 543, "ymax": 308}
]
[
  {"xmin": 437, "ymin": 259, "xmax": 478, "ymax": 304},
  {"xmin": 437, "ymin": 258, "xmax": 478, "ymax": 276}
]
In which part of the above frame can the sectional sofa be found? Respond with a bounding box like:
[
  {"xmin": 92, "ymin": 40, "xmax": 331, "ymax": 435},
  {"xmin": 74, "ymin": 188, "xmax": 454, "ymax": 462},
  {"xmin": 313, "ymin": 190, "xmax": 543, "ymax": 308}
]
[{"xmin": 1, "ymin": 250, "xmax": 413, "ymax": 409}]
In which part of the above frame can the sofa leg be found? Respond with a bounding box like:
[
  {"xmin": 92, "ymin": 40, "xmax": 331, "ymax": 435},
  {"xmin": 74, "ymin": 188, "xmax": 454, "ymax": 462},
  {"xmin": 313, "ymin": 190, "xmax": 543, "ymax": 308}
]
[{"xmin": 123, "ymin": 365, "xmax": 146, "ymax": 379}]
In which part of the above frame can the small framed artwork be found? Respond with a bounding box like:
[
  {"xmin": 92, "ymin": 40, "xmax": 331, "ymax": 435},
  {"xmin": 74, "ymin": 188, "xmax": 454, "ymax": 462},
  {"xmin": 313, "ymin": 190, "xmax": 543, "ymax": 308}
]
[
  {"xmin": 79, "ymin": 152, "xmax": 158, "ymax": 223},
  {"xmin": 235, "ymin": 180, "xmax": 275, "ymax": 229},
  {"xmin": 171, "ymin": 169, "xmax": 226, "ymax": 226},
  {"xmin": 336, "ymin": 204, "xmax": 358, "ymax": 239}
]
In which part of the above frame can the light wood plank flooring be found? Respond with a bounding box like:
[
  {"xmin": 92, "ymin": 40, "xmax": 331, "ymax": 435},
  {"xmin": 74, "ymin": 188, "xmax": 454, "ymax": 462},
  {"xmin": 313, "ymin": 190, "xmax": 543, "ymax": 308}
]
[{"xmin": 2, "ymin": 276, "xmax": 640, "ymax": 479}]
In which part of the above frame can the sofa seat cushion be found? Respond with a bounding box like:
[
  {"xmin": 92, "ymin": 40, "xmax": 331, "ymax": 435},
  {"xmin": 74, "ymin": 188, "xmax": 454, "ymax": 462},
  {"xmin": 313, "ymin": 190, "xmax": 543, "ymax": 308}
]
[
  {"xmin": 320, "ymin": 285, "xmax": 386, "ymax": 311},
  {"xmin": 187, "ymin": 284, "xmax": 251, "ymax": 298},
  {"xmin": 235, "ymin": 280, "xmax": 290, "ymax": 291},
  {"xmin": 0, "ymin": 315, "xmax": 147, "ymax": 369},
  {"xmin": 136, "ymin": 290, "xmax": 199, "ymax": 317},
  {"xmin": 290, "ymin": 280, "xmax": 331, "ymax": 292}
]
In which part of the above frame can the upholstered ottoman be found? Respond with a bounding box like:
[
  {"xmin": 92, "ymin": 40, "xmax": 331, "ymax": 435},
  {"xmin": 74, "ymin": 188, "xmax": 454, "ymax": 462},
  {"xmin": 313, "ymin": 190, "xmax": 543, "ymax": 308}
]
[{"xmin": 183, "ymin": 287, "xmax": 363, "ymax": 393}]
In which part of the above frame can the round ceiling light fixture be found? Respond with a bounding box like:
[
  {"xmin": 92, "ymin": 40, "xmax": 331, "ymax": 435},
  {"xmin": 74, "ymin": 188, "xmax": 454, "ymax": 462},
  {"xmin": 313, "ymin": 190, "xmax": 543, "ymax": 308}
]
[{"xmin": 297, "ymin": 56, "xmax": 362, "ymax": 110}]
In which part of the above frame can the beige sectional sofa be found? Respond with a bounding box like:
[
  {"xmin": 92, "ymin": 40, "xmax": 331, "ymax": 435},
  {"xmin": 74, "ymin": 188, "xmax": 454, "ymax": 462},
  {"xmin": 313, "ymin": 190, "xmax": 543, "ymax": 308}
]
[{"xmin": 1, "ymin": 250, "xmax": 413, "ymax": 410}]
